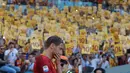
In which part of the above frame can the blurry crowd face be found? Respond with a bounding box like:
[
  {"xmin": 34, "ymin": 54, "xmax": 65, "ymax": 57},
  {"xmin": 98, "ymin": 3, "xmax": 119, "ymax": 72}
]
[
  {"xmin": 15, "ymin": 44, "xmax": 19, "ymax": 49},
  {"xmin": 83, "ymin": 55, "xmax": 87, "ymax": 61},
  {"xmin": 0, "ymin": 47, "xmax": 4, "ymax": 53},
  {"xmin": 102, "ymin": 56, "xmax": 107, "ymax": 62},
  {"xmin": 29, "ymin": 55, "xmax": 35, "ymax": 63},
  {"xmin": 9, "ymin": 44, "xmax": 15, "ymax": 49}
]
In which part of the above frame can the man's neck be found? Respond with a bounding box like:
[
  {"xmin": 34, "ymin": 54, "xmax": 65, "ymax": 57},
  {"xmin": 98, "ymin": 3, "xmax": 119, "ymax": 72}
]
[{"xmin": 43, "ymin": 49, "xmax": 52, "ymax": 60}]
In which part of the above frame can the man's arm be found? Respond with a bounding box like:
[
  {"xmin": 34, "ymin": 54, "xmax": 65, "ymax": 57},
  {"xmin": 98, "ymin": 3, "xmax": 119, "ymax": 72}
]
[
  {"xmin": 16, "ymin": 50, "xmax": 19, "ymax": 58},
  {"xmin": 0, "ymin": 59, "xmax": 7, "ymax": 64},
  {"xmin": 4, "ymin": 51, "xmax": 12, "ymax": 61}
]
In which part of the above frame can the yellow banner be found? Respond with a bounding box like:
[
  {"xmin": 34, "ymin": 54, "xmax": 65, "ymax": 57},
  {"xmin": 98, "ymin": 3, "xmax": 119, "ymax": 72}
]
[
  {"xmin": 31, "ymin": 39, "xmax": 41, "ymax": 50},
  {"xmin": 90, "ymin": 41, "xmax": 99, "ymax": 53},
  {"xmin": 103, "ymin": 43, "xmax": 109, "ymax": 52},
  {"xmin": 18, "ymin": 34, "xmax": 26, "ymax": 46},
  {"xmin": 65, "ymin": 43, "xmax": 73, "ymax": 56},
  {"xmin": 80, "ymin": 29, "xmax": 86, "ymax": 35},
  {"xmin": 82, "ymin": 44, "xmax": 91, "ymax": 54},
  {"xmin": 114, "ymin": 44, "xmax": 123, "ymax": 56}
]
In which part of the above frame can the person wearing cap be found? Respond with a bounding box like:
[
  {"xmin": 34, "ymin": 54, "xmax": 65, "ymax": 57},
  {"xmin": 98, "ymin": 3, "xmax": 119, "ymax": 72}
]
[{"xmin": 34, "ymin": 36, "xmax": 65, "ymax": 73}]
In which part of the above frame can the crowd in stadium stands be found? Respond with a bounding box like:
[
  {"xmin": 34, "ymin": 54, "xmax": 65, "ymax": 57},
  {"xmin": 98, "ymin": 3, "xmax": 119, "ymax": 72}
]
[
  {"xmin": 0, "ymin": 38, "xmax": 130, "ymax": 73},
  {"xmin": 0, "ymin": 0, "xmax": 130, "ymax": 73}
]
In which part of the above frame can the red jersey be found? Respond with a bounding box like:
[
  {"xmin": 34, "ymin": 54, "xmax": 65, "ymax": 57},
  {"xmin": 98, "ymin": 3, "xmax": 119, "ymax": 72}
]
[{"xmin": 34, "ymin": 55, "xmax": 56, "ymax": 73}]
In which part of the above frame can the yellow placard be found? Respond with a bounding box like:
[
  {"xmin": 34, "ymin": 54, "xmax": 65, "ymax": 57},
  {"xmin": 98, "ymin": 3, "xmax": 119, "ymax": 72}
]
[
  {"xmin": 103, "ymin": 43, "xmax": 109, "ymax": 52},
  {"xmin": 80, "ymin": 29, "xmax": 86, "ymax": 36},
  {"xmin": 23, "ymin": 43, "xmax": 30, "ymax": 53},
  {"xmin": 65, "ymin": 43, "xmax": 73, "ymax": 56},
  {"xmin": 114, "ymin": 44, "xmax": 123, "ymax": 56},
  {"xmin": 90, "ymin": 41, "xmax": 99, "ymax": 53},
  {"xmin": 31, "ymin": 39, "xmax": 41, "ymax": 50},
  {"xmin": 18, "ymin": 34, "xmax": 26, "ymax": 46},
  {"xmin": 44, "ymin": 33, "xmax": 51, "ymax": 41},
  {"xmin": 113, "ymin": 32, "xmax": 120, "ymax": 43},
  {"xmin": 82, "ymin": 44, "xmax": 91, "ymax": 54},
  {"xmin": 18, "ymin": 25, "xmax": 27, "ymax": 34},
  {"xmin": 78, "ymin": 35, "xmax": 86, "ymax": 44}
]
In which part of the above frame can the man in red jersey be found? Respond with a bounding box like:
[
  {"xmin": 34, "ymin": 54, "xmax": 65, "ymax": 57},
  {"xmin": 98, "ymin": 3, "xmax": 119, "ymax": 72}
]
[{"xmin": 34, "ymin": 36, "xmax": 64, "ymax": 73}]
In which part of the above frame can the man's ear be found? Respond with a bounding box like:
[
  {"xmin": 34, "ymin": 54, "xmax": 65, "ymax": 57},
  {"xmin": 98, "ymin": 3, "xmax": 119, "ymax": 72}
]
[{"xmin": 50, "ymin": 43, "xmax": 55, "ymax": 49}]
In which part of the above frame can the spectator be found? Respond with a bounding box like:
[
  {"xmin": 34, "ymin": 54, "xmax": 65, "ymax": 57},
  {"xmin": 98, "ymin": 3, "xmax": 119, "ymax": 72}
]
[
  {"xmin": 117, "ymin": 54, "xmax": 127, "ymax": 65},
  {"xmin": 21, "ymin": 53, "xmax": 35, "ymax": 73},
  {"xmin": 94, "ymin": 68, "xmax": 106, "ymax": 73},
  {"xmin": 89, "ymin": 54, "xmax": 100, "ymax": 70},
  {"xmin": 4, "ymin": 42, "xmax": 20, "ymax": 73},
  {"xmin": 81, "ymin": 54, "xmax": 91, "ymax": 69},
  {"xmin": 0, "ymin": 46, "xmax": 18, "ymax": 73},
  {"xmin": 71, "ymin": 58, "xmax": 80, "ymax": 73},
  {"xmin": 99, "ymin": 54, "xmax": 110, "ymax": 69}
]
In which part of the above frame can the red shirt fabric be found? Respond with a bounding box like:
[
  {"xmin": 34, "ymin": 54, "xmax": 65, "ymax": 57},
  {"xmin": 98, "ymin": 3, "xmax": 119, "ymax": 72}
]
[
  {"xmin": 98, "ymin": 0, "xmax": 103, "ymax": 4},
  {"xmin": 34, "ymin": 55, "xmax": 56, "ymax": 73}
]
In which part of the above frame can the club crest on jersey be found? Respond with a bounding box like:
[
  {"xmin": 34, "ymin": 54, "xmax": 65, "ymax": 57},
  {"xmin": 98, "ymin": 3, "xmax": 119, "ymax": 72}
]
[{"xmin": 43, "ymin": 65, "xmax": 49, "ymax": 72}]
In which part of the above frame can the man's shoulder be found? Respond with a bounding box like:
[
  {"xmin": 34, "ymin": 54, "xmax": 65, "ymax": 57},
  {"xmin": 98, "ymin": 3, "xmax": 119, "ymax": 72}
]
[
  {"xmin": 36, "ymin": 55, "xmax": 50, "ymax": 62},
  {"xmin": 13, "ymin": 48, "xmax": 18, "ymax": 51},
  {"xmin": 105, "ymin": 61, "xmax": 109, "ymax": 64},
  {"xmin": 5, "ymin": 49, "xmax": 10, "ymax": 52},
  {"xmin": 35, "ymin": 55, "xmax": 51, "ymax": 67}
]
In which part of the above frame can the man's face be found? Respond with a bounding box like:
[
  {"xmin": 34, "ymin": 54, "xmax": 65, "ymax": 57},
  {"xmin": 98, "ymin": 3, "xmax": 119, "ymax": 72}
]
[
  {"xmin": 96, "ymin": 70, "xmax": 102, "ymax": 73},
  {"xmin": 29, "ymin": 55, "xmax": 33, "ymax": 61},
  {"xmin": 83, "ymin": 55, "xmax": 87, "ymax": 60},
  {"xmin": 29, "ymin": 55, "xmax": 35, "ymax": 62},
  {"xmin": 102, "ymin": 56, "xmax": 106, "ymax": 61},
  {"xmin": 9, "ymin": 44, "xmax": 15, "ymax": 49},
  {"xmin": 0, "ymin": 48, "xmax": 4, "ymax": 53},
  {"xmin": 52, "ymin": 43, "xmax": 64, "ymax": 56}
]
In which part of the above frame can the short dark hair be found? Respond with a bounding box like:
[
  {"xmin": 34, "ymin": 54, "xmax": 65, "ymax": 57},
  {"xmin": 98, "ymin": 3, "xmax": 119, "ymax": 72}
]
[
  {"xmin": 44, "ymin": 36, "xmax": 63, "ymax": 48},
  {"xmin": 8, "ymin": 42, "xmax": 15, "ymax": 46},
  {"xmin": 94, "ymin": 68, "xmax": 106, "ymax": 73},
  {"xmin": 102, "ymin": 54, "xmax": 107, "ymax": 58}
]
